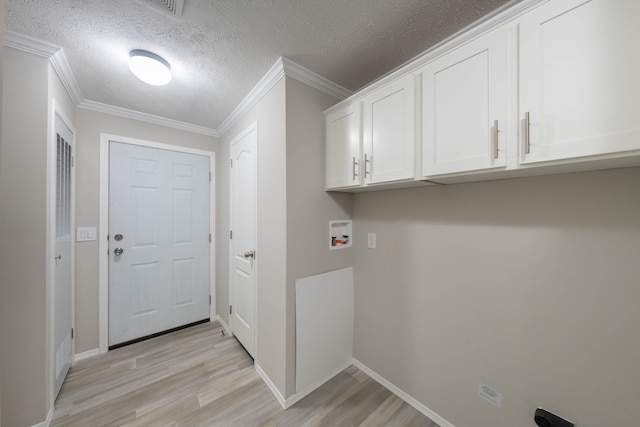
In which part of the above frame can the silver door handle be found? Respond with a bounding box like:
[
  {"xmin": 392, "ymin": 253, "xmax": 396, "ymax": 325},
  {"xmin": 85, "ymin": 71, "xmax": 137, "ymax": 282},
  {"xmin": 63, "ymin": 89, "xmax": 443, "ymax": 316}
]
[
  {"xmin": 524, "ymin": 111, "xmax": 531, "ymax": 155},
  {"xmin": 352, "ymin": 157, "xmax": 358, "ymax": 181},
  {"xmin": 364, "ymin": 153, "xmax": 371, "ymax": 178},
  {"xmin": 55, "ymin": 254, "xmax": 62, "ymax": 260},
  {"xmin": 114, "ymin": 248, "xmax": 124, "ymax": 256},
  {"xmin": 243, "ymin": 250, "xmax": 255, "ymax": 259},
  {"xmin": 492, "ymin": 120, "xmax": 499, "ymax": 159}
]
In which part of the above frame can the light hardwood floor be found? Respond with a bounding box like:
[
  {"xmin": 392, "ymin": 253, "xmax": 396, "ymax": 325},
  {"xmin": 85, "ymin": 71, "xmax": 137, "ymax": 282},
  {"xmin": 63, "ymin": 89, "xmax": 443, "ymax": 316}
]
[{"xmin": 52, "ymin": 322, "xmax": 439, "ymax": 427}]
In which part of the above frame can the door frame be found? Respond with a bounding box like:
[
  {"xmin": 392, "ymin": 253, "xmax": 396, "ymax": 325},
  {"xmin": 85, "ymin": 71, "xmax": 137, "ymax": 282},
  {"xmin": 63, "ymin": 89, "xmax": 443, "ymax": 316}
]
[
  {"xmin": 98, "ymin": 134, "xmax": 216, "ymax": 353},
  {"xmin": 228, "ymin": 122, "xmax": 259, "ymax": 357},
  {"xmin": 47, "ymin": 99, "xmax": 76, "ymax": 405}
]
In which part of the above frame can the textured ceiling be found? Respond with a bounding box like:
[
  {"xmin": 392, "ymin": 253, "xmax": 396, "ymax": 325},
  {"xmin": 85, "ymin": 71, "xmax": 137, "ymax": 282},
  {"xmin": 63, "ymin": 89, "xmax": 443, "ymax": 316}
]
[{"xmin": 6, "ymin": 0, "xmax": 514, "ymax": 131}]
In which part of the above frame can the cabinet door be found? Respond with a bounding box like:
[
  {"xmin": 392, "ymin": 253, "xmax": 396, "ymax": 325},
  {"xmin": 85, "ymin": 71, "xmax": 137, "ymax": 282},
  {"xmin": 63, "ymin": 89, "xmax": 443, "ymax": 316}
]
[
  {"xmin": 326, "ymin": 103, "xmax": 362, "ymax": 189},
  {"xmin": 362, "ymin": 74, "xmax": 415, "ymax": 184},
  {"xmin": 520, "ymin": 0, "xmax": 640, "ymax": 164},
  {"xmin": 422, "ymin": 27, "xmax": 508, "ymax": 176}
]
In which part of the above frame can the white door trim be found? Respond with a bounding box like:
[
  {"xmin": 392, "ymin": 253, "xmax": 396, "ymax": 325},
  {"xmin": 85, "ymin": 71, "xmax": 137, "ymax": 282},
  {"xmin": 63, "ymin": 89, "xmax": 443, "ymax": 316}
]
[
  {"xmin": 228, "ymin": 122, "xmax": 259, "ymax": 358},
  {"xmin": 98, "ymin": 133, "xmax": 216, "ymax": 354},
  {"xmin": 47, "ymin": 99, "xmax": 76, "ymax": 406}
]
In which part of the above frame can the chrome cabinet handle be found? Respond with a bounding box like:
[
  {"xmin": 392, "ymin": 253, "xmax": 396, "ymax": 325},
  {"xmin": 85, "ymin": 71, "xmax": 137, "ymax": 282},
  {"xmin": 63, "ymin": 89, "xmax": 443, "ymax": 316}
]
[
  {"xmin": 243, "ymin": 250, "xmax": 255, "ymax": 259},
  {"xmin": 352, "ymin": 157, "xmax": 358, "ymax": 181},
  {"xmin": 114, "ymin": 248, "xmax": 124, "ymax": 256},
  {"xmin": 524, "ymin": 112, "xmax": 531, "ymax": 155},
  {"xmin": 55, "ymin": 254, "xmax": 62, "ymax": 260},
  {"xmin": 493, "ymin": 120, "xmax": 499, "ymax": 159},
  {"xmin": 364, "ymin": 153, "xmax": 371, "ymax": 178}
]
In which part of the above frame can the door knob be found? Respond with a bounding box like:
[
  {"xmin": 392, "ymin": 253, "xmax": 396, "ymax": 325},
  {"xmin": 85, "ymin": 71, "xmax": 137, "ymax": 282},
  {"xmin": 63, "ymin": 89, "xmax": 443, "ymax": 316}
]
[
  {"xmin": 243, "ymin": 250, "xmax": 255, "ymax": 259},
  {"xmin": 114, "ymin": 233, "xmax": 123, "ymax": 241},
  {"xmin": 114, "ymin": 248, "xmax": 124, "ymax": 256}
]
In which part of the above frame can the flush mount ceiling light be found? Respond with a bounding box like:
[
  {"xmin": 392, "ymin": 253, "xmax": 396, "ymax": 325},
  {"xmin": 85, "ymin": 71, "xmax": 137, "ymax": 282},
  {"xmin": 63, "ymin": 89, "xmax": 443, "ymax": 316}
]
[{"xmin": 128, "ymin": 49, "xmax": 172, "ymax": 86}]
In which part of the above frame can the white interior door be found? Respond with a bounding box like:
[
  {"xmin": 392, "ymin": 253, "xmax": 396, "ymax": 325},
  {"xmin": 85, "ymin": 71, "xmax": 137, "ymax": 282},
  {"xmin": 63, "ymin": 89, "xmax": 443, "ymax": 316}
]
[
  {"xmin": 109, "ymin": 142, "xmax": 210, "ymax": 347},
  {"xmin": 230, "ymin": 124, "xmax": 257, "ymax": 358},
  {"xmin": 53, "ymin": 113, "xmax": 73, "ymax": 399}
]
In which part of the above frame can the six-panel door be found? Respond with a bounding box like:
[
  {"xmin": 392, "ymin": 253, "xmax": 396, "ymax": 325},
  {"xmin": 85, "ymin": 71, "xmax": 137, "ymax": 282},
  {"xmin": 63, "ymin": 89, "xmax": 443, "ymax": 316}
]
[{"xmin": 109, "ymin": 142, "xmax": 210, "ymax": 346}]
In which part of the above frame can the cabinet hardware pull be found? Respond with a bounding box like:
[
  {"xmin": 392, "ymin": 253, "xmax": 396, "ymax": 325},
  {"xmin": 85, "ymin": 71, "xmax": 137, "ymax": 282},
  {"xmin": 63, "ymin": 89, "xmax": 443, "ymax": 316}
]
[
  {"xmin": 352, "ymin": 156, "xmax": 358, "ymax": 181},
  {"xmin": 364, "ymin": 153, "xmax": 371, "ymax": 178},
  {"xmin": 524, "ymin": 111, "xmax": 531, "ymax": 155},
  {"xmin": 493, "ymin": 120, "xmax": 499, "ymax": 159}
]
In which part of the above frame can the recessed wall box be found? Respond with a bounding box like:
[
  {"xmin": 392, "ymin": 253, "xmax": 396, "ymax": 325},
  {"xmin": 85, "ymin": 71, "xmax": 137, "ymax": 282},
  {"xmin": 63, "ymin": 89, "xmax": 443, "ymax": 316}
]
[{"xmin": 329, "ymin": 220, "xmax": 352, "ymax": 250}]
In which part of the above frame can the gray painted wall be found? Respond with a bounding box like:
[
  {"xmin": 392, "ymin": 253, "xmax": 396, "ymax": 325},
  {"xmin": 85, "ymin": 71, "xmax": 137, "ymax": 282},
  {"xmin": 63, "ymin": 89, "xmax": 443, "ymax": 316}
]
[
  {"xmin": 218, "ymin": 75, "xmax": 351, "ymax": 399},
  {"xmin": 352, "ymin": 167, "xmax": 640, "ymax": 427},
  {"xmin": 0, "ymin": 47, "xmax": 74, "ymax": 427},
  {"xmin": 0, "ymin": 2, "xmax": 5, "ymax": 423},
  {"xmin": 284, "ymin": 77, "xmax": 352, "ymax": 396},
  {"xmin": 219, "ymin": 77, "xmax": 289, "ymax": 394},
  {"xmin": 73, "ymin": 108, "xmax": 219, "ymax": 353}
]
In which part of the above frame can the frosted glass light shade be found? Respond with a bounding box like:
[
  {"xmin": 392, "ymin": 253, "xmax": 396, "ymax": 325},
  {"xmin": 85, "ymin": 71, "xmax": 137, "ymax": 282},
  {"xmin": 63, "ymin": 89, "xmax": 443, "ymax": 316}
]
[{"xmin": 128, "ymin": 50, "xmax": 172, "ymax": 86}]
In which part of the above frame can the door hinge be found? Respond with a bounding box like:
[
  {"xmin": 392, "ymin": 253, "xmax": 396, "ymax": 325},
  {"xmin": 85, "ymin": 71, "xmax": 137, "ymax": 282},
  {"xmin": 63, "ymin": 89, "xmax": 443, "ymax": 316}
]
[
  {"xmin": 230, "ymin": 159, "xmax": 233, "ymax": 168},
  {"xmin": 230, "ymin": 230, "xmax": 233, "ymax": 239},
  {"xmin": 209, "ymin": 295, "xmax": 211, "ymax": 305},
  {"xmin": 229, "ymin": 305, "xmax": 232, "ymax": 315},
  {"xmin": 209, "ymin": 233, "xmax": 212, "ymax": 243},
  {"xmin": 209, "ymin": 172, "xmax": 212, "ymax": 182},
  {"xmin": 71, "ymin": 156, "xmax": 75, "ymax": 167},
  {"xmin": 107, "ymin": 234, "xmax": 110, "ymax": 240},
  {"xmin": 71, "ymin": 328, "xmax": 74, "ymax": 339}
]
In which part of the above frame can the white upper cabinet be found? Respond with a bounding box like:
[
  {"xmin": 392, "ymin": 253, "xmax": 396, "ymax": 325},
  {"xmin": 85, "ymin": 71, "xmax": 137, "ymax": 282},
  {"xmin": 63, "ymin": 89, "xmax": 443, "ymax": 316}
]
[
  {"xmin": 519, "ymin": 0, "xmax": 640, "ymax": 164},
  {"xmin": 326, "ymin": 103, "xmax": 362, "ymax": 189},
  {"xmin": 326, "ymin": 0, "xmax": 640, "ymax": 190},
  {"xmin": 362, "ymin": 74, "xmax": 415, "ymax": 184},
  {"xmin": 421, "ymin": 27, "xmax": 508, "ymax": 177}
]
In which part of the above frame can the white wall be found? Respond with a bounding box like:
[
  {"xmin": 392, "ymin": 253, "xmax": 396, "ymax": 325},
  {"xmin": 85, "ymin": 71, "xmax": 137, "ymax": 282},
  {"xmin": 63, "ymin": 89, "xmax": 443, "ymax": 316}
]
[
  {"xmin": 73, "ymin": 108, "xmax": 219, "ymax": 353},
  {"xmin": 0, "ymin": 47, "xmax": 72, "ymax": 427},
  {"xmin": 352, "ymin": 167, "xmax": 640, "ymax": 427}
]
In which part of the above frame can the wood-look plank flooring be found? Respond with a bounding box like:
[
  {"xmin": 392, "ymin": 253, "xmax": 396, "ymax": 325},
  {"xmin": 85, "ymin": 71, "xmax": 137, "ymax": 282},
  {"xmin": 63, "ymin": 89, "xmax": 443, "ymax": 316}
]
[{"xmin": 52, "ymin": 322, "xmax": 439, "ymax": 427}]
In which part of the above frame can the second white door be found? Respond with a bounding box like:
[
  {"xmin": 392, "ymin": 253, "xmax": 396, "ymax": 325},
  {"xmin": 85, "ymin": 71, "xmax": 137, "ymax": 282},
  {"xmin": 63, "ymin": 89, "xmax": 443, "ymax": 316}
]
[
  {"xmin": 109, "ymin": 141, "xmax": 210, "ymax": 346},
  {"xmin": 230, "ymin": 124, "xmax": 257, "ymax": 358}
]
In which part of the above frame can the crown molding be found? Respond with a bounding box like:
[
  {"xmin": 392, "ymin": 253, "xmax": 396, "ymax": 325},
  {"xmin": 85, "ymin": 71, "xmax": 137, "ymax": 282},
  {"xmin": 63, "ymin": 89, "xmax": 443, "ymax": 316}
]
[
  {"xmin": 5, "ymin": 31, "xmax": 349, "ymax": 139},
  {"xmin": 5, "ymin": 30, "xmax": 84, "ymax": 106},
  {"xmin": 78, "ymin": 99, "xmax": 220, "ymax": 137},
  {"xmin": 50, "ymin": 50, "xmax": 84, "ymax": 105},
  {"xmin": 4, "ymin": 30, "xmax": 58, "ymax": 58},
  {"xmin": 218, "ymin": 56, "xmax": 352, "ymax": 137},
  {"xmin": 281, "ymin": 57, "xmax": 352, "ymax": 100},
  {"xmin": 217, "ymin": 57, "xmax": 286, "ymax": 137}
]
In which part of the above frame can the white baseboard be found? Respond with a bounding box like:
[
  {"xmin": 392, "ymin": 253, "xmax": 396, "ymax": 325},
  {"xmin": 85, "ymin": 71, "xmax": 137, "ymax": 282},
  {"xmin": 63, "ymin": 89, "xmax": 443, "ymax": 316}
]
[
  {"xmin": 73, "ymin": 348, "xmax": 100, "ymax": 364},
  {"xmin": 215, "ymin": 315, "xmax": 231, "ymax": 336},
  {"xmin": 285, "ymin": 359, "xmax": 354, "ymax": 409},
  {"xmin": 352, "ymin": 358, "xmax": 455, "ymax": 427},
  {"xmin": 255, "ymin": 362, "xmax": 286, "ymax": 409},
  {"xmin": 31, "ymin": 406, "xmax": 53, "ymax": 427}
]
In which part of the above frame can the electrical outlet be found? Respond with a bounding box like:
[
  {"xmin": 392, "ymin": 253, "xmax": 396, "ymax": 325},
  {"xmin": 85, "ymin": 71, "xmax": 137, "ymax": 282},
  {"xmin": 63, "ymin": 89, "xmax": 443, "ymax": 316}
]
[
  {"xmin": 479, "ymin": 383, "xmax": 502, "ymax": 408},
  {"xmin": 367, "ymin": 233, "xmax": 376, "ymax": 249}
]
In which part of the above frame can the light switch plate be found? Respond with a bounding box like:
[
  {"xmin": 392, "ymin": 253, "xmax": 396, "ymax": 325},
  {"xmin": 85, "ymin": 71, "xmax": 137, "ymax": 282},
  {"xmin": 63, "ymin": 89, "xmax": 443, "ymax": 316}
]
[
  {"xmin": 77, "ymin": 227, "xmax": 97, "ymax": 242},
  {"xmin": 367, "ymin": 233, "xmax": 376, "ymax": 249}
]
